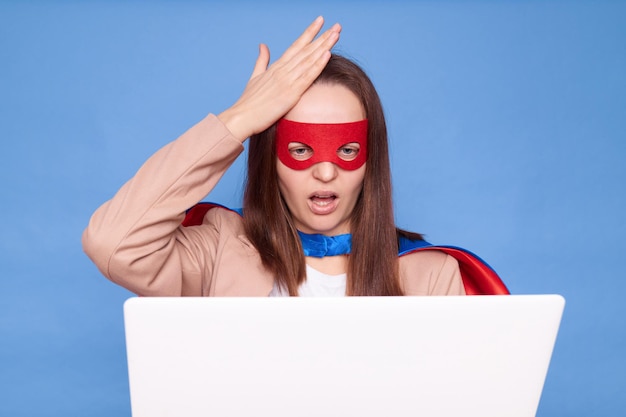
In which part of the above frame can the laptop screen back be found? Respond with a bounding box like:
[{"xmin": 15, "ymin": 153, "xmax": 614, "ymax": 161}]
[{"xmin": 124, "ymin": 295, "xmax": 564, "ymax": 417}]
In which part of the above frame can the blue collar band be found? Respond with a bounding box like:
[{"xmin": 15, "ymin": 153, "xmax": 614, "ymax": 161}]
[{"xmin": 297, "ymin": 231, "xmax": 352, "ymax": 257}]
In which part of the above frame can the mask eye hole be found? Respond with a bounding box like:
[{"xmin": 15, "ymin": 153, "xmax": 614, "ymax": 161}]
[
  {"xmin": 287, "ymin": 142, "xmax": 313, "ymax": 161},
  {"xmin": 337, "ymin": 143, "xmax": 360, "ymax": 161}
]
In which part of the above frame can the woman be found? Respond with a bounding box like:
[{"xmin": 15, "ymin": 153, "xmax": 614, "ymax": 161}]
[{"xmin": 83, "ymin": 17, "xmax": 504, "ymax": 297}]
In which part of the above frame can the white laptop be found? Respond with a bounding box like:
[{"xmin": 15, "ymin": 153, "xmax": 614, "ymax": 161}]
[{"xmin": 123, "ymin": 295, "xmax": 564, "ymax": 417}]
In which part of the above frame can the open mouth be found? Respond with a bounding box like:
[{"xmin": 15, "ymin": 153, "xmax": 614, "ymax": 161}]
[
  {"xmin": 310, "ymin": 193, "xmax": 337, "ymax": 206},
  {"xmin": 308, "ymin": 192, "xmax": 339, "ymax": 214}
]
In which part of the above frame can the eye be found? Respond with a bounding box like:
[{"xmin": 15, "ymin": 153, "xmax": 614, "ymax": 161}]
[
  {"xmin": 288, "ymin": 142, "xmax": 313, "ymax": 161},
  {"xmin": 337, "ymin": 143, "xmax": 360, "ymax": 161}
]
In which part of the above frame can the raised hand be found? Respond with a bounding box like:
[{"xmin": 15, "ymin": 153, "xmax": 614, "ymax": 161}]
[{"xmin": 218, "ymin": 16, "xmax": 341, "ymax": 142}]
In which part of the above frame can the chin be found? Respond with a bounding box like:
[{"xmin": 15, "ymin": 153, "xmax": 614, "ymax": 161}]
[{"xmin": 300, "ymin": 218, "xmax": 348, "ymax": 236}]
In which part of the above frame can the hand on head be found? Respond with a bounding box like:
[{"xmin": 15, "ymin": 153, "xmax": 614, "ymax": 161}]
[{"xmin": 218, "ymin": 16, "xmax": 342, "ymax": 142}]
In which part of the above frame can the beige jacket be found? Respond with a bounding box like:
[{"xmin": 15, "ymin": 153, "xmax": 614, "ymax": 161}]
[{"xmin": 82, "ymin": 114, "xmax": 465, "ymax": 297}]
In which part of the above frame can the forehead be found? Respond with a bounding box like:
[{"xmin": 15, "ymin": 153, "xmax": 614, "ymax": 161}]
[{"xmin": 283, "ymin": 83, "xmax": 365, "ymax": 124}]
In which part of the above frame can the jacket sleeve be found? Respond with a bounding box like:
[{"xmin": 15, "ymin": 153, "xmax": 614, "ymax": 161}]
[
  {"xmin": 82, "ymin": 114, "xmax": 244, "ymax": 296},
  {"xmin": 399, "ymin": 251, "xmax": 466, "ymax": 296},
  {"xmin": 432, "ymin": 254, "xmax": 466, "ymax": 295}
]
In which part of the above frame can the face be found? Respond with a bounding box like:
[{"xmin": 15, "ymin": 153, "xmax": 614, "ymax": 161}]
[{"xmin": 277, "ymin": 83, "xmax": 367, "ymax": 236}]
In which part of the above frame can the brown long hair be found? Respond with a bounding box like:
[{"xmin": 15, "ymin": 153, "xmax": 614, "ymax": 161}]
[{"xmin": 243, "ymin": 54, "xmax": 421, "ymax": 296}]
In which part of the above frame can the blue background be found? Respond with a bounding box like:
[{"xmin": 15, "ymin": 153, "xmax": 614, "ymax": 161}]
[{"xmin": 1, "ymin": 1, "xmax": 625, "ymax": 415}]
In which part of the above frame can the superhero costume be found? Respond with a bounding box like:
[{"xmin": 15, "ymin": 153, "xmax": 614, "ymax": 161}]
[{"xmin": 182, "ymin": 202, "xmax": 509, "ymax": 296}]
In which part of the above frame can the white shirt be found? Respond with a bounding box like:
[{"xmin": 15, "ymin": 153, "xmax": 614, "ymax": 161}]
[{"xmin": 269, "ymin": 264, "xmax": 346, "ymax": 297}]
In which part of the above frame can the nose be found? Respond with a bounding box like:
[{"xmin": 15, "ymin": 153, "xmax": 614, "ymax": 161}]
[{"xmin": 311, "ymin": 161, "xmax": 339, "ymax": 183}]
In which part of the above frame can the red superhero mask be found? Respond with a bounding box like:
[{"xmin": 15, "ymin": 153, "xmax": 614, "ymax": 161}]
[{"xmin": 275, "ymin": 119, "xmax": 368, "ymax": 171}]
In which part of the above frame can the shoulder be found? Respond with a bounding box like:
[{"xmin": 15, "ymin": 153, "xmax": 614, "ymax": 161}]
[
  {"xmin": 183, "ymin": 202, "xmax": 243, "ymax": 228},
  {"xmin": 399, "ymin": 249, "xmax": 464, "ymax": 295},
  {"xmin": 399, "ymin": 249, "xmax": 459, "ymax": 276},
  {"xmin": 180, "ymin": 203, "xmax": 247, "ymax": 245}
]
